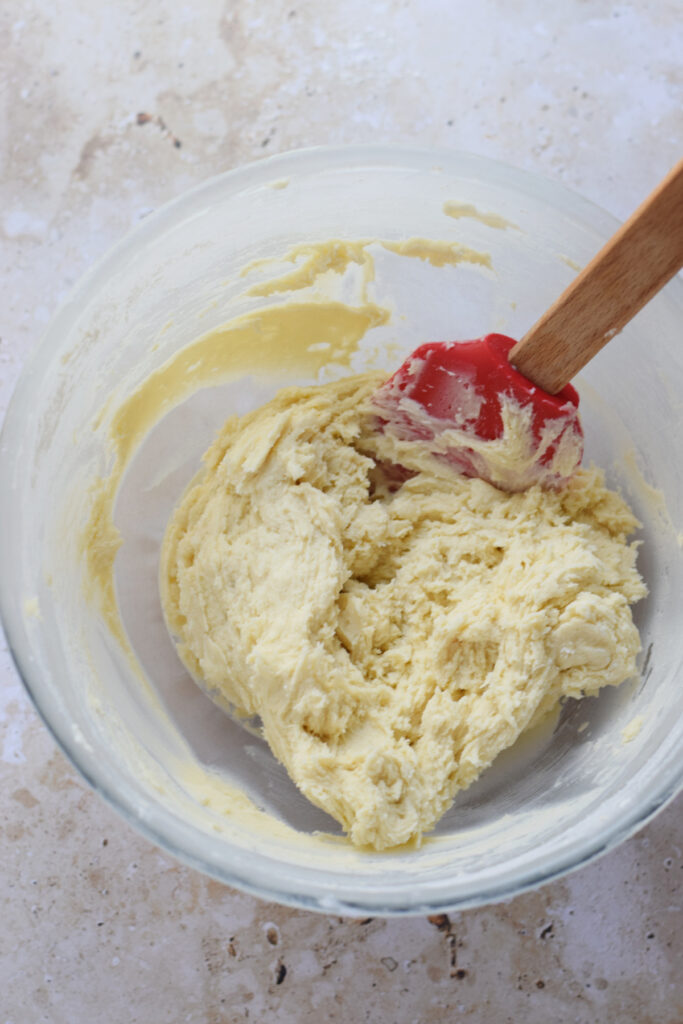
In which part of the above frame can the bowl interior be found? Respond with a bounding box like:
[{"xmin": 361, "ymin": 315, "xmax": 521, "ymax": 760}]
[{"xmin": 2, "ymin": 147, "xmax": 682, "ymax": 913}]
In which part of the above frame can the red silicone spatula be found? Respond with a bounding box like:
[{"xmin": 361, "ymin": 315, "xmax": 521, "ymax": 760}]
[{"xmin": 373, "ymin": 158, "xmax": 683, "ymax": 490}]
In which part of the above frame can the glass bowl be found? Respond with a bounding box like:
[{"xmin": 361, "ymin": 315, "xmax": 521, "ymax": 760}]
[{"xmin": 1, "ymin": 146, "xmax": 681, "ymax": 915}]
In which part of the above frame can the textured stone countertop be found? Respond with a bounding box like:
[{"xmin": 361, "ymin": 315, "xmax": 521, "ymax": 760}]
[{"xmin": 1, "ymin": 2, "xmax": 681, "ymax": 1022}]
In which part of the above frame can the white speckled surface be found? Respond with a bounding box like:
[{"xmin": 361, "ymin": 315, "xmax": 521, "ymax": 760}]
[{"xmin": 1, "ymin": 2, "xmax": 682, "ymax": 1021}]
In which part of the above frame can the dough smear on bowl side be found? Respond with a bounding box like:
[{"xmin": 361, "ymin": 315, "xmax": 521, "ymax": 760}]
[{"xmin": 160, "ymin": 373, "xmax": 646, "ymax": 851}]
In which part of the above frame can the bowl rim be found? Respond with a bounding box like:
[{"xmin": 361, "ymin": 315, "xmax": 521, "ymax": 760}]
[{"xmin": 1, "ymin": 143, "xmax": 682, "ymax": 915}]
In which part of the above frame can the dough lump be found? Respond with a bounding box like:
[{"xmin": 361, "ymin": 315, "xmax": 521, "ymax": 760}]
[{"xmin": 160, "ymin": 374, "xmax": 646, "ymax": 850}]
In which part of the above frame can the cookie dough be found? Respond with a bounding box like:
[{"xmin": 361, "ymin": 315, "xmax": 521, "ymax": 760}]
[{"xmin": 160, "ymin": 373, "xmax": 646, "ymax": 850}]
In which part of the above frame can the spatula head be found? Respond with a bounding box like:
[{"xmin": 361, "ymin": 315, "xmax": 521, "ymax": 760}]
[{"xmin": 371, "ymin": 334, "xmax": 583, "ymax": 491}]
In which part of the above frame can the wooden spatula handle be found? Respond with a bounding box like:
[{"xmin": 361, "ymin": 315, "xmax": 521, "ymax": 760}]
[{"xmin": 510, "ymin": 158, "xmax": 683, "ymax": 394}]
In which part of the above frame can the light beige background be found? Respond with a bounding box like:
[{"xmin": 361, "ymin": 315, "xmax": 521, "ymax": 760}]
[{"xmin": 1, "ymin": 2, "xmax": 681, "ymax": 1022}]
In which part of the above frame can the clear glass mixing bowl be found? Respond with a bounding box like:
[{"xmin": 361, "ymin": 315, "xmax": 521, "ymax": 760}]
[{"xmin": 1, "ymin": 147, "xmax": 681, "ymax": 915}]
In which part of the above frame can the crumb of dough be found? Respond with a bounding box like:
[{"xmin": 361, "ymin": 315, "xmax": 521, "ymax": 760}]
[
  {"xmin": 621, "ymin": 715, "xmax": 644, "ymax": 744},
  {"xmin": 23, "ymin": 596, "xmax": 41, "ymax": 620},
  {"xmin": 160, "ymin": 374, "xmax": 647, "ymax": 850}
]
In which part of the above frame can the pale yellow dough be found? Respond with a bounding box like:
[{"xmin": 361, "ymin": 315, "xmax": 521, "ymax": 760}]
[{"xmin": 160, "ymin": 374, "xmax": 646, "ymax": 850}]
